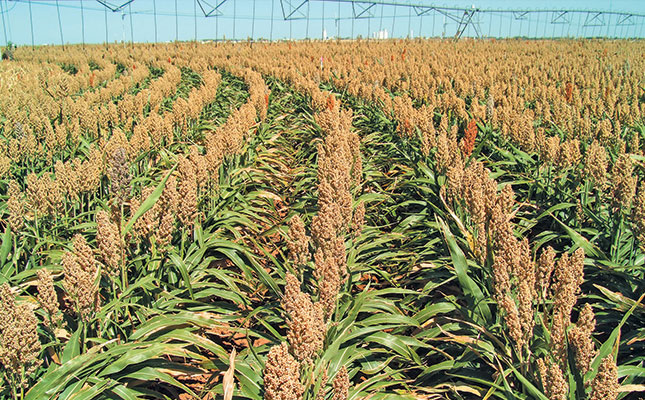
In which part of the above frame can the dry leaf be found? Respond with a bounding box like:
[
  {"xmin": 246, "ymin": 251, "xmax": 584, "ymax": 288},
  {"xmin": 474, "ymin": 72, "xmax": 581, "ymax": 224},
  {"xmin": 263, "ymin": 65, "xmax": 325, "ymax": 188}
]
[
  {"xmin": 223, "ymin": 348, "xmax": 236, "ymax": 400},
  {"xmin": 619, "ymin": 384, "xmax": 645, "ymax": 393}
]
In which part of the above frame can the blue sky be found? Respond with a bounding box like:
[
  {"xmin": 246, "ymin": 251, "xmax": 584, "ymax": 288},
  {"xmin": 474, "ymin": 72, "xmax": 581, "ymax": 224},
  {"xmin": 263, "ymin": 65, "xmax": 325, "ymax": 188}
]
[{"xmin": 0, "ymin": 0, "xmax": 643, "ymax": 45}]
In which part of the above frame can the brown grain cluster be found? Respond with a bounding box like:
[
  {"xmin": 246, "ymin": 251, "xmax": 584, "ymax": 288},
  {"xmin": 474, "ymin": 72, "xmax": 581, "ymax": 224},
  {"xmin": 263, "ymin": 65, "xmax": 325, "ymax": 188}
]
[
  {"xmin": 282, "ymin": 273, "xmax": 325, "ymax": 362},
  {"xmin": 108, "ymin": 146, "xmax": 132, "ymax": 205},
  {"xmin": 568, "ymin": 303, "xmax": 596, "ymax": 375},
  {"xmin": 96, "ymin": 210, "xmax": 124, "ymax": 278},
  {"xmin": 351, "ymin": 201, "xmax": 366, "ymax": 236},
  {"xmin": 584, "ymin": 140, "xmax": 608, "ymax": 185},
  {"xmin": 26, "ymin": 172, "xmax": 62, "ymax": 217},
  {"xmin": 6, "ymin": 180, "xmax": 25, "ymax": 232},
  {"xmin": 611, "ymin": 153, "xmax": 637, "ymax": 212},
  {"xmin": 536, "ymin": 357, "xmax": 569, "ymax": 400},
  {"xmin": 287, "ymin": 215, "xmax": 309, "ymax": 266},
  {"xmin": 0, "ymin": 283, "xmax": 42, "ymax": 389},
  {"xmin": 550, "ymin": 248, "xmax": 585, "ymax": 365},
  {"xmin": 589, "ymin": 355, "xmax": 619, "ymax": 400},
  {"xmin": 54, "ymin": 160, "xmax": 80, "ymax": 201},
  {"xmin": 62, "ymin": 234, "xmax": 100, "ymax": 321},
  {"xmin": 36, "ymin": 268, "xmax": 62, "ymax": 328},
  {"xmin": 536, "ymin": 246, "xmax": 556, "ymax": 300},
  {"xmin": 452, "ymin": 160, "xmax": 497, "ymax": 225},
  {"xmin": 311, "ymin": 98, "xmax": 357, "ymax": 317},
  {"xmin": 633, "ymin": 183, "xmax": 645, "ymax": 251},
  {"xmin": 177, "ymin": 155, "xmax": 198, "ymax": 228},
  {"xmin": 331, "ymin": 367, "xmax": 350, "ymax": 400},
  {"xmin": 155, "ymin": 175, "xmax": 180, "ymax": 250},
  {"xmin": 263, "ymin": 342, "xmax": 304, "ymax": 400}
]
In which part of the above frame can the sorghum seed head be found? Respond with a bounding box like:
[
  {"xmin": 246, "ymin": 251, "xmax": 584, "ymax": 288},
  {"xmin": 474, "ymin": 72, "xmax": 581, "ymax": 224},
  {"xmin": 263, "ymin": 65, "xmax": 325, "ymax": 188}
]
[
  {"xmin": 589, "ymin": 355, "xmax": 619, "ymax": 400},
  {"xmin": 0, "ymin": 283, "xmax": 42, "ymax": 388},
  {"xmin": 263, "ymin": 342, "xmax": 304, "ymax": 400},
  {"xmin": 96, "ymin": 210, "xmax": 123, "ymax": 278},
  {"xmin": 536, "ymin": 357, "xmax": 568, "ymax": 400},
  {"xmin": 287, "ymin": 215, "xmax": 309, "ymax": 266},
  {"xmin": 36, "ymin": 268, "xmax": 62, "ymax": 328},
  {"xmin": 282, "ymin": 273, "xmax": 325, "ymax": 362},
  {"xmin": 62, "ymin": 235, "xmax": 99, "ymax": 321},
  {"xmin": 331, "ymin": 366, "xmax": 350, "ymax": 400},
  {"xmin": 569, "ymin": 303, "xmax": 596, "ymax": 376}
]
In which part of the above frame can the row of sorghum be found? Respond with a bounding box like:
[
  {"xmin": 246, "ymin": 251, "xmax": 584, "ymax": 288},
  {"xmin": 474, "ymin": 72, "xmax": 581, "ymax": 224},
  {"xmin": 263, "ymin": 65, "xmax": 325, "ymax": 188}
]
[
  {"xmin": 127, "ymin": 68, "xmax": 268, "ymax": 249},
  {"xmin": 264, "ymin": 92, "xmax": 359, "ymax": 400},
  {"xmin": 445, "ymin": 157, "xmax": 619, "ymax": 399},
  {"xmin": 388, "ymin": 86, "xmax": 645, "ymax": 251},
  {"xmin": 230, "ymin": 41, "xmax": 644, "ymax": 227},
  {"xmin": 3, "ymin": 66, "xmax": 223, "ymax": 230},
  {"xmin": 0, "ymin": 55, "xmax": 114, "ymax": 143},
  {"xmin": 0, "ymin": 50, "xmax": 263, "ymax": 393},
  {"xmin": 0, "ymin": 50, "xmax": 221, "ymax": 204},
  {"xmin": 6, "ymin": 147, "xmax": 105, "ymax": 220},
  {"xmin": 9, "ymin": 41, "xmax": 645, "ymax": 172},
  {"xmin": 201, "ymin": 68, "xmax": 269, "ymax": 179},
  {"xmin": 1, "ymin": 58, "xmax": 150, "ymax": 165}
]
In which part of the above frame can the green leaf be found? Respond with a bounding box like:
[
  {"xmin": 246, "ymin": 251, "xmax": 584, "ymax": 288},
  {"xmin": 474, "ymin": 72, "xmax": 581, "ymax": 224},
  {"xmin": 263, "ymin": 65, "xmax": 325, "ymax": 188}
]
[
  {"xmin": 168, "ymin": 252, "xmax": 194, "ymax": 299},
  {"xmin": 123, "ymin": 367, "xmax": 197, "ymax": 398},
  {"xmin": 61, "ymin": 326, "xmax": 82, "ymax": 364},
  {"xmin": 535, "ymin": 202, "xmax": 576, "ymax": 221},
  {"xmin": 438, "ymin": 217, "xmax": 491, "ymax": 324},
  {"xmin": 0, "ymin": 225, "xmax": 12, "ymax": 266},
  {"xmin": 66, "ymin": 380, "xmax": 113, "ymax": 400},
  {"xmin": 590, "ymin": 293, "xmax": 644, "ymax": 378},
  {"xmin": 551, "ymin": 214, "xmax": 604, "ymax": 259},
  {"xmin": 364, "ymin": 331, "xmax": 422, "ymax": 365},
  {"xmin": 98, "ymin": 343, "xmax": 193, "ymax": 377},
  {"xmin": 510, "ymin": 365, "xmax": 549, "ymax": 400},
  {"xmin": 123, "ymin": 166, "xmax": 176, "ymax": 238},
  {"xmin": 106, "ymin": 385, "xmax": 142, "ymax": 400}
]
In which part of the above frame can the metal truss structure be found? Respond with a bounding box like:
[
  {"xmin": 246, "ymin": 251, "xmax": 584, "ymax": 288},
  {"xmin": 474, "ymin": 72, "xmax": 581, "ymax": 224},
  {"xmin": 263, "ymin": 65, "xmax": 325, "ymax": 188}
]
[
  {"xmin": 278, "ymin": 0, "xmax": 645, "ymax": 39},
  {"xmin": 195, "ymin": 0, "xmax": 228, "ymax": 17},
  {"xmin": 2, "ymin": 0, "xmax": 644, "ymax": 47},
  {"xmin": 95, "ymin": 0, "xmax": 133, "ymax": 12}
]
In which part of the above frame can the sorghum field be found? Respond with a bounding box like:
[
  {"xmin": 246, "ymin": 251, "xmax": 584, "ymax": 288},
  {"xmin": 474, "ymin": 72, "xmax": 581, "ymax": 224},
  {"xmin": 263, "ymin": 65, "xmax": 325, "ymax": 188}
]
[{"xmin": 0, "ymin": 39, "xmax": 644, "ymax": 400}]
